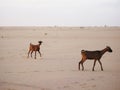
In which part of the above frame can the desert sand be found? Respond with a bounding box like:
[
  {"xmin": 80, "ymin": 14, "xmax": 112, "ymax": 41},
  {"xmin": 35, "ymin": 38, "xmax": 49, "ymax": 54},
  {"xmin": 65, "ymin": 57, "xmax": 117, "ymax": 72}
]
[{"xmin": 0, "ymin": 26, "xmax": 120, "ymax": 90}]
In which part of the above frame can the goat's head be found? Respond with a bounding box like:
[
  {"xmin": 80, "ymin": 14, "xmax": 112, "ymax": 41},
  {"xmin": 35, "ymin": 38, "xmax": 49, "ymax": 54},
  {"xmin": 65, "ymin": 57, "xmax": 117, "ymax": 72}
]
[
  {"xmin": 38, "ymin": 41, "xmax": 43, "ymax": 45},
  {"xmin": 106, "ymin": 46, "xmax": 112, "ymax": 52}
]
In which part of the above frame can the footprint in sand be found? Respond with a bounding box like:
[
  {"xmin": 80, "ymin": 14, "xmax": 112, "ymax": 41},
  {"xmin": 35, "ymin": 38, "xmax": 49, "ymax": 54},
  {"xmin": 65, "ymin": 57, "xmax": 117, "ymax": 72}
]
[
  {"xmin": 79, "ymin": 83, "xmax": 87, "ymax": 88},
  {"xmin": 57, "ymin": 85, "xmax": 71, "ymax": 90},
  {"xmin": 0, "ymin": 57, "xmax": 5, "ymax": 60},
  {"xmin": 7, "ymin": 88, "xmax": 16, "ymax": 90},
  {"xmin": 80, "ymin": 83, "xmax": 96, "ymax": 89}
]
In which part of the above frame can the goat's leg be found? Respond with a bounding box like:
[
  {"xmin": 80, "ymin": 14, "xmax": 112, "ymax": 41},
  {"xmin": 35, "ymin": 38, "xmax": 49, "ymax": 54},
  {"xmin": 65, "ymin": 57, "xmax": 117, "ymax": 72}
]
[
  {"xmin": 78, "ymin": 61, "xmax": 81, "ymax": 70},
  {"xmin": 81, "ymin": 61, "xmax": 84, "ymax": 71},
  {"xmin": 79, "ymin": 58, "xmax": 86, "ymax": 71},
  {"xmin": 78, "ymin": 58, "xmax": 84, "ymax": 70},
  {"xmin": 78, "ymin": 60, "xmax": 84, "ymax": 70},
  {"xmin": 31, "ymin": 51, "xmax": 33, "ymax": 58},
  {"xmin": 35, "ymin": 51, "xmax": 36, "ymax": 59},
  {"xmin": 92, "ymin": 60, "xmax": 97, "ymax": 71},
  {"xmin": 98, "ymin": 60, "xmax": 103, "ymax": 71},
  {"xmin": 38, "ymin": 50, "xmax": 42, "ymax": 57},
  {"xmin": 27, "ymin": 50, "xmax": 31, "ymax": 58},
  {"xmin": 79, "ymin": 59, "xmax": 85, "ymax": 71}
]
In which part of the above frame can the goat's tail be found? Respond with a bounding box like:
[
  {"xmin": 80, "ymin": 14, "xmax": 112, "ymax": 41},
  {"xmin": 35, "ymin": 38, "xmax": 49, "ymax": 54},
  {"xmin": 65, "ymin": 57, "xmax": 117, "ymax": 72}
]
[{"xmin": 30, "ymin": 43, "xmax": 32, "ymax": 46}]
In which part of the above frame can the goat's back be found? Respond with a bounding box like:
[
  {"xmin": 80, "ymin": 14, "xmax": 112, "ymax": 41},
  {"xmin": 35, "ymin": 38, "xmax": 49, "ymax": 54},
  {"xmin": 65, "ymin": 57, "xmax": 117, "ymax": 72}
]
[
  {"xmin": 29, "ymin": 43, "xmax": 40, "ymax": 51},
  {"xmin": 81, "ymin": 50, "xmax": 102, "ymax": 60}
]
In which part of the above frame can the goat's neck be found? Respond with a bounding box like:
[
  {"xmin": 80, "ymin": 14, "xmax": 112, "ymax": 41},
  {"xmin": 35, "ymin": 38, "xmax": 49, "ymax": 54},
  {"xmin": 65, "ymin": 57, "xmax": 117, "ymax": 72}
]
[{"xmin": 101, "ymin": 48, "xmax": 107, "ymax": 55}]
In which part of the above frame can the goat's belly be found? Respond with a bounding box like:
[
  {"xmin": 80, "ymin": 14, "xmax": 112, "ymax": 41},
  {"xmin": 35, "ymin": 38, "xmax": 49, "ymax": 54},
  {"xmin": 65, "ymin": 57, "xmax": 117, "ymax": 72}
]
[
  {"xmin": 87, "ymin": 55, "xmax": 98, "ymax": 60},
  {"xmin": 87, "ymin": 58, "xmax": 95, "ymax": 60}
]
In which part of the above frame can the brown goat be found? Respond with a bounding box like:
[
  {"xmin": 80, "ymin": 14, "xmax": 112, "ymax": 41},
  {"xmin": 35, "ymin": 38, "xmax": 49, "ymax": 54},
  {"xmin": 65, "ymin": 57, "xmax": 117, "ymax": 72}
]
[
  {"xmin": 78, "ymin": 46, "xmax": 112, "ymax": 71},
  {"xmin": 27, "ymin": 41, "xmax": 42, "ymax": 59}
]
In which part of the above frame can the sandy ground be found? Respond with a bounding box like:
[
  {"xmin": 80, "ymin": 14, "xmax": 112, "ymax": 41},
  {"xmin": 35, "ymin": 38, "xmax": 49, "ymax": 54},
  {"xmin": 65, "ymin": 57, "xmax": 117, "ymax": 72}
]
[{"xmin": 0, "ymin": 27, "xmax": 120, "ymax": 90}]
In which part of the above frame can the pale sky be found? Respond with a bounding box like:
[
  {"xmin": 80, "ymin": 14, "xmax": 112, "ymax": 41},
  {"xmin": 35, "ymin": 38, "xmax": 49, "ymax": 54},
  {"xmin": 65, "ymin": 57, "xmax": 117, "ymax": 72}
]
[{"xmin": 0, "ymin": 0, "xmax": 120, "ymax": 26}]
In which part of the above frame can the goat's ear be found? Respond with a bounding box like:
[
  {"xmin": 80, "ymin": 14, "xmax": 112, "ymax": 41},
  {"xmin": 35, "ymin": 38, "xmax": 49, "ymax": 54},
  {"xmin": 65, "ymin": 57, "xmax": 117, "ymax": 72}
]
[
  {"xmin": 38, "ymin": 41, "xmax": 43, "ymax": 43},
  {"xmin": 106, "ymin": 46, "xmax": 110, "ymax": 48}
]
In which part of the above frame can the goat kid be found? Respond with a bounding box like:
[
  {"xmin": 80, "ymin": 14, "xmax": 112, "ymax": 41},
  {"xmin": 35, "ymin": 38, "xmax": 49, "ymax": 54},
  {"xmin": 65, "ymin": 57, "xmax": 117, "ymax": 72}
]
[
  {"xmin": 27, "ymin": 41, "xmax": 42, "ymax": 59},
  {"xmin": 78, "ymin": 46, "xmax": 112, "ymax": 71}
]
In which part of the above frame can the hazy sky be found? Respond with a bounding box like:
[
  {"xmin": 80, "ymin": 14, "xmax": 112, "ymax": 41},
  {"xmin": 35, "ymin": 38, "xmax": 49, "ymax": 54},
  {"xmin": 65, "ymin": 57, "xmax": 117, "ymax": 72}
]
[{"xmin": 0, "ymin": 0, "xmax": 120, "ymax": 26}]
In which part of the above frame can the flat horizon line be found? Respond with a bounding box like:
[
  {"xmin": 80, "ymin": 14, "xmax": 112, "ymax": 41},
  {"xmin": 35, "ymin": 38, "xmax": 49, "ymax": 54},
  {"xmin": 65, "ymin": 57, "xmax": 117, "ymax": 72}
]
[{"xmin": 0, "ymin": 25, "xmax": 120, "ymax": 27}]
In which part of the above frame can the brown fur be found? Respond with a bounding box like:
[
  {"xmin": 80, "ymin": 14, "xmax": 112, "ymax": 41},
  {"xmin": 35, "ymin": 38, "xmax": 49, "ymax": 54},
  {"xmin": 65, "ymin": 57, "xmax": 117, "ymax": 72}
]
[
  {"xmin": 78, "ymin": 46, "xmax": 112, "ymax": 71},
  {"xmin": 27, "ymin": 41, "xmax": 42, "ymax": 59}
]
